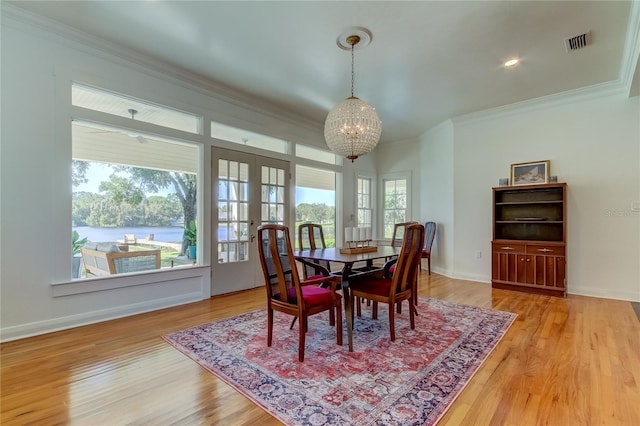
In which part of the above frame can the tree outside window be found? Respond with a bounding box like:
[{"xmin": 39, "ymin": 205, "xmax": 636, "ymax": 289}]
[{"xmin": 383, "ymin": 178, "xmax": 407, "ymax": 238}]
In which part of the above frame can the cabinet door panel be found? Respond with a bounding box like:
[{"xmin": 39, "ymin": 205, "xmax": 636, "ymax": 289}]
[
  {"xmin": 555, "ymin": 257, "xmax": 566, "ymax": 289},
  {"xmin": 494, "ymin": 252, "xmax": 519, "ymax": 282},
  {"xmin": 517, "ymin": 256, "xmax": 529, "ymax": 284},
  {"xmin": 533, "ymin": 255, "xmax": 547, "ymax": 286}
]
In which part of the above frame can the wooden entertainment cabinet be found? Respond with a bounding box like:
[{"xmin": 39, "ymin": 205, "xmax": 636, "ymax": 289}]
[{"xmin": 491, "ymin": 183, "xmax": 567, "ymax": 297}]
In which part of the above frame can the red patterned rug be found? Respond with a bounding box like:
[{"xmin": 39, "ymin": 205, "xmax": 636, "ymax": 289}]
[{"xmin": 163, "ymin": 297, "xmax": 516, "ymax": 425}]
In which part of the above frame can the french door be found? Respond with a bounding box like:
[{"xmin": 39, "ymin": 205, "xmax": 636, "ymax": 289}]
[{"xmin": 211, "ymin": 148, "xmax": 290, "ymax": 295}]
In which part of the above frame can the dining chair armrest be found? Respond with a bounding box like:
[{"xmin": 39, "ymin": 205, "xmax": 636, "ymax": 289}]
[
  {"xmin": 296, "ymin": 257, "xmax": 332, "ymax": 277},
  {"xmin": 383, "ymin": 258, "xmax": 398, "ymax": 279},
  {"xmin": 301, "ymin": 274, "xmax": 342, "ymax": 292}
]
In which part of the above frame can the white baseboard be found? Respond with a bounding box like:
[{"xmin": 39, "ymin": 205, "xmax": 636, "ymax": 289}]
[
  {"xmin": 431, "ymin": 268, "xmax": 639, "ymax": 302},
  {"xmin": 567, "ymin": 286, "xmax": 640, "ymax": 302},
  {"xmin": 0, "ymin": 292, "xmax": 204, "ymax": 343},
  {"xmin": 427, "ymin": 267, "xmax": 490, "ymax": 284}
]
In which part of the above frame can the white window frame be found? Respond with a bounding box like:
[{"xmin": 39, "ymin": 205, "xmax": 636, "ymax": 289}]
[
  {"xmin": 356, "ymin": 173, "xmax": 376, "ymax": 237},
  {"xmin": 380, "ymin": 172, "xmax": 412, "ymax": 240}
]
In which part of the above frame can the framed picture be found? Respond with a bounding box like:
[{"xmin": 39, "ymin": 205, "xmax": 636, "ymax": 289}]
[{"xmin": 510, "ymin": 160, "xmax": 550, "ymax": 186}]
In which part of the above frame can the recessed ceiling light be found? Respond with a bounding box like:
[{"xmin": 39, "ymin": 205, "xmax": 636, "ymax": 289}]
[{"xmin": 504, "ymin": 58, "xmax": 519, "ymax": 67}]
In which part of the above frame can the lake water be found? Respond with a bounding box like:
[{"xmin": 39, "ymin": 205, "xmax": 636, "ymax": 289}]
[{"xmin": 73, "ymin": 226, "xmax": 184, "ymax": 243}]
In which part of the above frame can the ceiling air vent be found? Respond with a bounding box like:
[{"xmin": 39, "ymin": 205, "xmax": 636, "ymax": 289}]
[{"xmin": 564, "ymin": 31, "xmax": 592, "ymax": 51}]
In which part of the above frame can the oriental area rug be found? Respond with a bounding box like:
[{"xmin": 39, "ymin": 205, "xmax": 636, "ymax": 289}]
[{"xmin": 163, "ymin": 298, "xmax": 516, "ymax": 426}]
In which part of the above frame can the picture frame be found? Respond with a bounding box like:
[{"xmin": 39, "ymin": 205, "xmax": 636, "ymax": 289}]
[{"xmin": 510, "ymin": 160, "xmax": 550, "ymax": 186}]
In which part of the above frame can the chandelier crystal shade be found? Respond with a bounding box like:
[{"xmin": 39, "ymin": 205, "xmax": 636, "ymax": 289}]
[{"xmin": 324, "ymin": 33, "xmax": 381, "ymax": 162}]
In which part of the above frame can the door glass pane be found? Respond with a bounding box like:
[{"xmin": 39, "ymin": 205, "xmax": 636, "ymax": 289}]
[
  {"xmin": 218, "ymin": 202, "xmax": 228, "ymax": 220},
  {"xmin": 230, "ymin": 182, "xmax": 239, "ymax": 201},
  {"xmin": 239, "ymin": 182, "xmax": 248, "ymax": 201},
  {"xmin": 218, "ymin": 160, "xmax": 228, "ymax": 178},
  {"xmin": 239, "ymin": 202, "xmax": 248, "ymax": 221},
  {"xmin": 261, "ymin": 165, "xmax": 286, "ymax": 225},
  {"xmin": 239, "ymin": 163, "xmax": 249, "ymax": 182},
  {"xmin": 229, "ymin": 161, "xmax": 238, "ymax": 180},
  {"xmin": 269, "ymin": 186, "xmax": 277, "ymax": 203},
  {"xmin": 217, "ymin": 181, "xmax": 227, "ymax": 200},
  {"xmin": 217, "ymin": 158, "xmax": 251, "ymax": 264},
  {"xmin": 228, "ymin": 202, "xmax": 238, "ymax": 221}
]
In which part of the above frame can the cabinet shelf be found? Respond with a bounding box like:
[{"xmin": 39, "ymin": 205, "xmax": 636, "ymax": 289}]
[
  {"xmin": 496, "ymin": 200, "xmax": 563, "ymax": 205},
  {"xmin": 496, "ymin": 220, "xmax": 563, "ymax": 224},
  {"xmin": 492, "ymin": 183, "xmax": 567, "ymax": 297}
]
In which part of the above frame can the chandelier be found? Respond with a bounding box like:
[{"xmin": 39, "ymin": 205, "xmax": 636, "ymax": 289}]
[{"xmin": 324, "ymin": 30, "xmax": 381, "ymax": 162}]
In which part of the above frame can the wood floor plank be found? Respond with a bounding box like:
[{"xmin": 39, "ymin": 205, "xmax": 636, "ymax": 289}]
[{"xmin": 2, "ymin": 274, "xmax": 639, "ymax": 425}]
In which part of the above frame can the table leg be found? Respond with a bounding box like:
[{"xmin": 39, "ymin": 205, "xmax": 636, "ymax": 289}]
[{"xmin": 342, "ymin": 263, "xmax": 354, "ymax": 351}]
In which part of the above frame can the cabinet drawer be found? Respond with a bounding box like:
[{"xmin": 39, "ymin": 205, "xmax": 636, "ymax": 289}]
[
  {"xmin": 492, "ymin": 243, "xmax": 526, "ymax": 253},
  {"xmin": 526, "ymin": 245, "xmax": 565, "ymax": 256}
]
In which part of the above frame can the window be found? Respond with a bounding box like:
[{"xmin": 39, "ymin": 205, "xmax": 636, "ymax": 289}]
[
  {"xmin": 357, "ymin": 177, "xmax": 373, "ymax": 228},
  {"xmin": 296, "ymin": 144, "xmax": 339, "ymax": 165},
  {"xmin": 211, "ymin": 121, "xmax": 289, "ymax": 154},
  {"xmin": 71, "ymin": 86, "xmax": 200, "ymax": 279},
  {"xmin": 73, "ymin": 83, "xmax": 201, "ymax": 134},
  {"xmin": 295, "ymin": 165, "xmax": 336, "ymax": 248},
  {"xmin": 382, "ymin": 177, "xmax": 408, "ymax": 239}
]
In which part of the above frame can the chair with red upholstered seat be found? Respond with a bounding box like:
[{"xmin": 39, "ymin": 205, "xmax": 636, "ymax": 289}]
[
  {"xmin": 298, "ymin": 223, "xmax": 334, "ymax": 279},
  {"xmin": 420, "ymin": 221, "xmax": 437, "ymax": 275},
  {"xmin": 384, "ymin": 221, "xmax": 420, "ymax": 311},
  {"xmin": 349, "ymin": 223, "xmax": 425, "ymax": 341},
  {"xmin": 258, "ymin": 224, "xmax": 342, "ymax": 362},
  {"xmin": 390, "ymin": 221, "xmax": 419, "ymax": 248}
]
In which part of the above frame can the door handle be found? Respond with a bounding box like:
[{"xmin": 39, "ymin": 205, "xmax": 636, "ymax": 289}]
[{"xmin": 251, "ymin": 234, "xmax": 255, "ymax": 242}]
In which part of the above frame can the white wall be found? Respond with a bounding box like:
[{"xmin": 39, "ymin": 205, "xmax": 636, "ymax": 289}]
[
  {"xmin": 0, "ymin": 10, "xmax": 335, "ymax": 341},
  {"xmin": 375, "ymin": 137, "xmax": 422, "ymax": 232},
  {"xmin": 375, "ymin": 92, "xmax": 640, "ymax": 302},
  {"xmin": 418, "ymin": 121, "xmax": 455, "ymax": 276},
  {"xmin": 451, "ymin": 94, "xmax": 639, "ymax": 300}
]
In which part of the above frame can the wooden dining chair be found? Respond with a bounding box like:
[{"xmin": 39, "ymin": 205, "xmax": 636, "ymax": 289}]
[
  {"xmin": 420, "ymin": 221, "xmax": 437, "ymax": 275},
  {"xmin": 390, "ymin": 221, "xmax": 419, "ymax": 248},
  {"xmin": 386, "ymin": 221, "xmax": 419, "ymax": 276},
  {"xmin": 257, "ymin": 224, "xmax": 342, "ymax": 362},
  {"xmin": 298, "ymin": 223, "xmax": 332, "ymax": 278},
  {"xmin": 298, "ymin": 223, "xmax": 373, "ymax": 278},
  {"xmin": 349, "ymin": 223, "xmax": 425, "ymax": 341}
]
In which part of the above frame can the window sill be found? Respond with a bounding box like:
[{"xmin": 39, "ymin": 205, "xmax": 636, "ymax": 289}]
[{"xmin": 52, "ymin": 265, "xmax": 208, "ymax": 297}]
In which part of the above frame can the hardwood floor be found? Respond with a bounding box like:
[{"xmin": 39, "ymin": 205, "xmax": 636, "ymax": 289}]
[{"xmin": 2, "ymin": 274, "xmax": 639, "ymax": 425}]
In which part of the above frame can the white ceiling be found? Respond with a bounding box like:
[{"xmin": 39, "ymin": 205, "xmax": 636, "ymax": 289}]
[{"xmin": 7, "ymin": 1, "xmax": 639, "ymax": 143}]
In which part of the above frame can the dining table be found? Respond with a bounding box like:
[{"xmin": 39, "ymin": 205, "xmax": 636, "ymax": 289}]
[{"xmin": 294, "ymin": 245, "xmax": 401, "ymax": 351}]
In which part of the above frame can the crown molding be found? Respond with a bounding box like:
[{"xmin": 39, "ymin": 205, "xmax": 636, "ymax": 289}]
[
  {"xmin": 1, "ymin": 4, "xmax": 323, "ymax": 135},
  {"xmin": 451, "ymin": 80, "xmax": 628, "ymax": 128},
  {"xmin": 452, "ymin": 1, "xmax": 640, "ymax": 128},
  {"xmin": 620, "ymin": 0, "xmax": 640, "ymax": 94}
]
